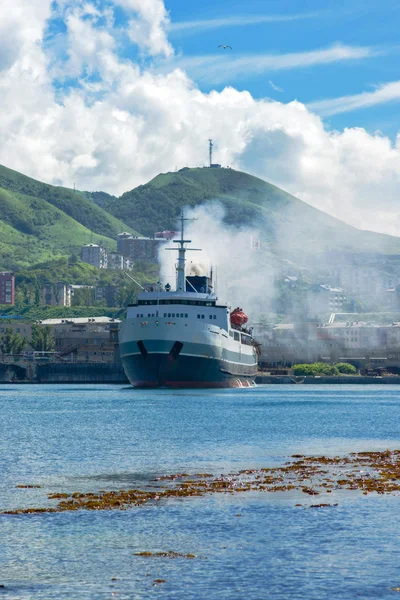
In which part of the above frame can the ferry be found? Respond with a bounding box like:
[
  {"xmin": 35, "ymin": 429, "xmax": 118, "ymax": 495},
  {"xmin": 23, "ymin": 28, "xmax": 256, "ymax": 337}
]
[{"xmin": 119, "ymin": 215, "xmax": 259, "ymax": 388}]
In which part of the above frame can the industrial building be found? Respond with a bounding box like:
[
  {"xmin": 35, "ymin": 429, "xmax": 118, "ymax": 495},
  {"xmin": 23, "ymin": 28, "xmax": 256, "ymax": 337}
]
[{"xmin": 39, "ymin": 317, "xmax": 120, "ymax": 363}]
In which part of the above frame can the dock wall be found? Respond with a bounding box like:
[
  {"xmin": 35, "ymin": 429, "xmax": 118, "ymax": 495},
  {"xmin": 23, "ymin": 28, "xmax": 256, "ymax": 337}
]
[
  {"xmin": 255, "ymin": 375, "xmax": 400, "ymax": 385},
  {"xmin": 0, "ymin": 362, "xmax": 128, "ymax": 384}
]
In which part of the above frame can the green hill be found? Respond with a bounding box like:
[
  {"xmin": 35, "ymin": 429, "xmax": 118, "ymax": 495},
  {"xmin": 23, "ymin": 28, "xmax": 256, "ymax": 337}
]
[
  {"xmin": 103, "ymin": 167, "xmax": 400, "ymax": 261},
  {"xmin": 2, "ymin": 164, "xmax": 400, "ymax": 273},
  {"xmin": 0, "ymin": 164, "xmax": 139, "ymax": 270}
]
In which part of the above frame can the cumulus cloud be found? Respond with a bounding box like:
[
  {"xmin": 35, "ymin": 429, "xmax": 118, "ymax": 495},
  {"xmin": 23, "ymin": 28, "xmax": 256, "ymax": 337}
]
[
  {"xmin": 114, "ymin": 0, "xmax": 173, "ymax": 57},
  {"xmin": 0, "ymin": 0, "xmax": 400, "ymax": 239}
]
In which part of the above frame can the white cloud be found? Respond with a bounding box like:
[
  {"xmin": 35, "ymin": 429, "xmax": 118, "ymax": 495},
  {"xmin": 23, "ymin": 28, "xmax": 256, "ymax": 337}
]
[
  {"xmin": 1, "ymin": 0, "xmax": 400, "ymax": 240},
  {"xmin": 308, "ymin": 80, "xmax": 400, "ymax": 116},
  {"xmin": 166, "ymin": 44, "xmax": 378, "ymax": 84},
  {"xmin": 0, "ymin": 0, "xmax": 52, "ymax": 72},
  {"xmin": 169, "ymin": 11, "xmax": 321, "ymax": 33},
  {"xmin": 113, "ymin": 0, "xmax": 173, "ymax": 57}
]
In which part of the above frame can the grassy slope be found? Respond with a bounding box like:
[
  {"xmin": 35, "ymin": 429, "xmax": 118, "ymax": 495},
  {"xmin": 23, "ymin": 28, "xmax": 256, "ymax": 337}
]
[
  {"xmin": 0, "ymin": 163, "xmax": 139, "ymax": 239},
  {"xmin": 0, "ymin": 188, "xmax": 118, "ymax": 269},
  {"xmin": 105, "ymin": 167, "xmax": 400, "ymax": 259},
  {"xmin": 0, "ymin": 164, "xmax": 141, "ymax": 270}
]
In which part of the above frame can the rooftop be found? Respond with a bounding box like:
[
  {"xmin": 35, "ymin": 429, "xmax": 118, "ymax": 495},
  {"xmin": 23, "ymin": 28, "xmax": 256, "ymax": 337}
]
[{"xmin": 39, "ymin": 317, "xmax": 120, "ymax": 325}]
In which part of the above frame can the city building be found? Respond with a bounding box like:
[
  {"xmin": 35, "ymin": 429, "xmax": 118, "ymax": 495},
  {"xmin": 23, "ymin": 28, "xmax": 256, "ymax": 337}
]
[
  {"xmin": 41, "ymin": 283, "xmax": 72, "ymax": 307},
  {"xmin": 0, "ymin": 319, "xmax": 31, "ymax": 339},
  {"xmin": 307, "ymin": 284, "xmax": 347, "ymax": 317},
  {"xmin": 70, "ymin": 285, "xmax": 95, "ymax": 306},
  {"xmin": 107, "ymin": 252, "xmax": 132, "ymax": 270},
  {"xmin": 117, "ymin": 233, "xmax": 134, "ymax": 254},
  {"xmin": 154, "ymin": 230, "xmax": 178, "ymax": 240},
  {"xmin": 95, "ymin": 285, "xmax": 120, "ymax": 307},
  {"xmin": 324, "ymin": 253, "xmax": 400, "ymax": 307},
  {"xmin": 385, "ymin": 287, "xmax": 400, "ymax": 311},
  {"xmin": 317, "ymin": 321, "xmax": 381, "ymax": 351},
  {"xmin": 39, "ymin": 317, "xmax": 121, "ymax": 363},
  {"xmin": 0, "ymin": 272, "xmax": 15, "ymax": 305},
  {"xmin": 81, "ymin": 244, "xmax": 108, "ymax": 268},
  {"xmin": 117, "ymin": 234, "xmax": 167, "ymax": 263}
]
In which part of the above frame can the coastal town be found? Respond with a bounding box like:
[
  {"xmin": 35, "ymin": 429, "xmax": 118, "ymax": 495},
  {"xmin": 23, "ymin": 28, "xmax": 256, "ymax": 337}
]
[
  {"xmin": 2, "ymin": 219, "xmax": 400, "ymax": 382},
  {"xmin": 4, "ymin": 0, "xmax": 400, "ymax": 598}
]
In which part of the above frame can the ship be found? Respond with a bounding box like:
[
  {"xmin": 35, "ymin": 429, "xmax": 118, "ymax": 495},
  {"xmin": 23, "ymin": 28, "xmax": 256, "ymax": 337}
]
[{"xmin": 119, "ymin": 214, "xmax": 259, "ymax": 388}]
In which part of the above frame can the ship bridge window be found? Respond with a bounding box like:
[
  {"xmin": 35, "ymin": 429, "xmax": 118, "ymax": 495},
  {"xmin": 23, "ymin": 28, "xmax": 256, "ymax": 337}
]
[
  {"xmin": 159, "ymin": 299, "xmax": 216, "ymax": 306},
  {"xmin": 234, "ymin": 331, "xmax": 240, "ymax": 341},
  {"xmin": 229, "ymin": 331, "xmax": 234, "ymax": 337}
]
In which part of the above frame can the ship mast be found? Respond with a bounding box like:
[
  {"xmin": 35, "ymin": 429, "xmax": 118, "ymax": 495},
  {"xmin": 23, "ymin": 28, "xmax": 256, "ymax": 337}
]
[{"xmin": 168, "ymin": 212, "xmax": 200, "ymax": 292}]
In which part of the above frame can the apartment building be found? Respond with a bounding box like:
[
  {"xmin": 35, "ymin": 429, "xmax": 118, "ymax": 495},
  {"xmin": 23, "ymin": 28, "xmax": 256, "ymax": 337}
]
[
  {"xmin": 117, "ymin": 233, "xmax": 167, "ymax": 263},
  {"xmin": 42, "ymin": 283, "xmax": 72, "ymax": 307},
  {"xmin": 81, "ymin": 244, "xmax": 108, "ymax": 268},
  {"xmin": 0, "ymin": 272, "xmax": 15, "ymax": 305}
]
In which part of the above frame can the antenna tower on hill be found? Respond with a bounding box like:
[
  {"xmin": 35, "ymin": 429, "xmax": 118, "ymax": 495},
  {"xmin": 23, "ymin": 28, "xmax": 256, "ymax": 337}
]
[{"xmin": 209, "ymin": 139, "xmax": 213, "ymax": 167}]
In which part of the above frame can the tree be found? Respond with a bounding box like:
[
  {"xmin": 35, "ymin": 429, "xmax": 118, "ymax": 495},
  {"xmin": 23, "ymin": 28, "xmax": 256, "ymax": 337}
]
[
  {"xmin": 31, "ymin": 325, "xmax": 55, "ymax": 352},
  {"xmin": 0, "ymin": 328, "xmax": 27, "ymax": 355},
  {"xmin": 335, "ymin": 363, "xmax": 357, "ymax": 374}
]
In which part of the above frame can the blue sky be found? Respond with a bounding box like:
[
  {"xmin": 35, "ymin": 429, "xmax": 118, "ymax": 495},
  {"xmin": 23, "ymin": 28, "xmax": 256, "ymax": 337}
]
[{"xmin": 162, "ymin": 0, "xmax": 400, "ymax": 136}]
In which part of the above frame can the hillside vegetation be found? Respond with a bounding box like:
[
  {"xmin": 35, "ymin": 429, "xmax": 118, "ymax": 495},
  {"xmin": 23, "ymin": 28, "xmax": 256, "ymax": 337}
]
[
  {"xmin": 2, "ymin": 164, "xmax": 400, "ymax": 274},
  {"xmin": 103, "ymin": 167, "xmax": 400, "ymax": 261},
  {"xmin": 0, "ymin": 189, "xmax": 119, "ymax": 269},
  {"xmin": 0, "ymin": 164, "xmax": 139, "ymax": 270}
]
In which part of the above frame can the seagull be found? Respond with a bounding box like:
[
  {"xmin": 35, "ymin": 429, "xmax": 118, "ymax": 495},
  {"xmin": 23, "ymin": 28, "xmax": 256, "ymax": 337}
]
[{"xmin": 218, "ymin": 45, "xmax": 232, "ymax": 50}]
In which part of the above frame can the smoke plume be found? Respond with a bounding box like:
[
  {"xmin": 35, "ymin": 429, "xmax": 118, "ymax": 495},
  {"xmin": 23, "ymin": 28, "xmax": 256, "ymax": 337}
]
[{"xmin": 159, "ymin": 202, "xmax": 276, "ymax": 317}]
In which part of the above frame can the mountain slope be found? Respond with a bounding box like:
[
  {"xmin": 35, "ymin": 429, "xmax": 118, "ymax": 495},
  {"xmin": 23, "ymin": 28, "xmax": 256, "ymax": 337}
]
[
  {"xmin": 0, "ymin": 164, "xmax": 138, "ymax": 240},
  {"xmin": 0, "ymin": 164, "xmax": 142, "ymax": 270},
  {"xmin": 104, "ymin": 167, "xmax": 400, "ymax": 260},
  {"xmin": 2, "ymin": 164, "xmax": 400, "ymax": 273},
  {"xmin": 0, "ymin": 188, "xmax": 121, "ymax": 269}
]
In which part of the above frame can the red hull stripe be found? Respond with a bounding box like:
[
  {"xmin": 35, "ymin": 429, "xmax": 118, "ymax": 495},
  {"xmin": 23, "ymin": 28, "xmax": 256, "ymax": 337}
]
[{"xmin": 131, "ymin": 380, "xmax": 254, "ymax": 389}]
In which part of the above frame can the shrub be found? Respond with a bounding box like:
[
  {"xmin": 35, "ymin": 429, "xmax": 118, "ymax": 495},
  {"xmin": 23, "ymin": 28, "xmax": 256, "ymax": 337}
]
[
  {"xmin": 334, "ymin": 362, "xmax": 357, "ymax": 374},
  {"xmin": 292, "ymin": 362, "xmax": 339, "ymax": 376}
]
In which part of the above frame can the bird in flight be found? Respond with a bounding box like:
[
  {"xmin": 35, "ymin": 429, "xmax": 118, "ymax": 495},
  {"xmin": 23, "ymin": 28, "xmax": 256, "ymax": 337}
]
[{"xmin": 218, "ymin": 45, "xmax": 232, "ymax": 50}]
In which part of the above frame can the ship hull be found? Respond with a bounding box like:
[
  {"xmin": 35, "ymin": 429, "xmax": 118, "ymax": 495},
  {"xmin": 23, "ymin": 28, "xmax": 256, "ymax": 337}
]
[{"xmin": 121, "ymin": 352, "xmax": 257, "ymax": 389}]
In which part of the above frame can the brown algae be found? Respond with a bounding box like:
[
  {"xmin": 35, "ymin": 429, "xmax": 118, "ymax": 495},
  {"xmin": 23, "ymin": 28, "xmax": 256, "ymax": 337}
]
[{"xmin": 4, "ymin": 449, "xmax": 400, "ymax": 515}]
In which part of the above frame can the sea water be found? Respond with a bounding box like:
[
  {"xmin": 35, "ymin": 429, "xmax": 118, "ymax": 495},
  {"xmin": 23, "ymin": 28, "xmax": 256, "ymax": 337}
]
[{"xmin": 1, "ymin": 384, "xmax": 400, "ymax": 599}]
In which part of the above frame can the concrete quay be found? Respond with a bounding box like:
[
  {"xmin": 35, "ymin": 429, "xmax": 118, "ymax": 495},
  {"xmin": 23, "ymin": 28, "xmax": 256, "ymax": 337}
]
[
  {"xmin": 0, "ymin": 361, "xmax": 129, "ymax": 384},
  {"xmin": 255, "ymin": 374, "xmax": 400, "ymax": 384}
]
